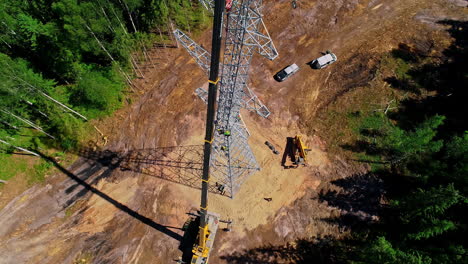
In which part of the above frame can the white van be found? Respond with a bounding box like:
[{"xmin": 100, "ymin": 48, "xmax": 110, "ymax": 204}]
[{"xmin": 309, "ymin": 51, "xmax": 337, "ymax": 69}]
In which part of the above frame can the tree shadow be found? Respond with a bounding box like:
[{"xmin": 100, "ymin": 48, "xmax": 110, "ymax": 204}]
[
  {"xmin": 390, "ymin": 43, "xmax": 423, "ymax": 63},
  {"xmin": 35, "ymin": 150, "xmax": 183, "ymax": 242},
  {"xmin": 383, "ymin": 76, "xmax": 421, "ymax": 94},
  {"xmin": 384, "ymin": 20, "xmax": 467, "ymax": 135},
  {"xmin": 220, "ymin": 237, "xmax": 350, "ymax": 264},
  {"xmin": 62, "ymin": 160, "xmax": 118, "ymax": 208},
  {"xmin": 341, "ymin": 140, "xmax": 382, "ymax": 157},
  {"xmin": 318, "ymin": 173, "xmax": 386, "ymax": 230}
]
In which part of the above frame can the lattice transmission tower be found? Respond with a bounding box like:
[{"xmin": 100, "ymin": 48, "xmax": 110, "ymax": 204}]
[{"xmin": 174, "ymin": 0, "xmax": 278, "ymax": 198}]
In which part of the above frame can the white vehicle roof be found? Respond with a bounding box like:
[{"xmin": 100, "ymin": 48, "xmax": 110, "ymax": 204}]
[
  {"xmin": 284, "ymin": 63, "xmax": 299, "ymax": 74},
  {"xmin": 316, "ymin": 54, "xmax": 335, "ymax": 66}
]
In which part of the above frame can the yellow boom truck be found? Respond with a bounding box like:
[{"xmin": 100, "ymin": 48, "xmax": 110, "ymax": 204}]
[{"xmin": 189, "ymin": 0, "xmax": 225, "ymax": 263}]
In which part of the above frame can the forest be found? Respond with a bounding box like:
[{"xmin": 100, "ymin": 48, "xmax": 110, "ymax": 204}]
[
  {"xmin": 348, "ymin": 21, "xmax": 468, "ymax": 263},
  {"xmin": 0, "ymin": 0, "xmax": 207, "ymax": 153}
]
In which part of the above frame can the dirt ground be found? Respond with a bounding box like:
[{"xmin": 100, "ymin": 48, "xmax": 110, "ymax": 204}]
[{"xmin": 0, "ymin": 0, "xmax": 466, "ymax": 263}]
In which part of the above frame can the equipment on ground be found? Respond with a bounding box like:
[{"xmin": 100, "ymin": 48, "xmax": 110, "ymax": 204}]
[{"xmin": 265, "ymin": 141, "xmax": 280, "ymax": 155}]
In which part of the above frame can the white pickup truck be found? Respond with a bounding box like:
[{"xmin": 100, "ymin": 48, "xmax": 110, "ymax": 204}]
[
  {"xmin": 274, "ymin": 63, "xmax": 300, "ymax": 82},
  {"xmin": 309, "ymin": 51, "xmax": 337, "ymax": 69}
]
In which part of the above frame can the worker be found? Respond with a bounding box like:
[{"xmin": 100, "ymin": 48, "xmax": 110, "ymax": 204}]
[
  {"xmin": 217, "ymin": 184, "xmax": 226, "ymax": 195},
  {"xmin": 224, "ymin": 130, "xmax": 231, "ymax": 136},
  {"xmin": 221, "ymin": 145, "xmax": 228, "ymax": 151}
]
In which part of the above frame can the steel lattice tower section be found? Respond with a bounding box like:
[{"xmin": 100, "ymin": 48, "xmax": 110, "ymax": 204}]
[{"xmin": 174, "ymin": 0, "xmax": 277, "ymax": 198}]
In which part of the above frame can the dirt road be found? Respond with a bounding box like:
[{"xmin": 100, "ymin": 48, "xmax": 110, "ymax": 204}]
[{"xmin": 0, "ymin": 0, "xmax": 465, "ymax": 263}]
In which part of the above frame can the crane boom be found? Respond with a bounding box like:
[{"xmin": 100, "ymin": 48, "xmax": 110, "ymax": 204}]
[{"xmin": 192, "ymin": 0, "xmax": 225, "ymax": 262}]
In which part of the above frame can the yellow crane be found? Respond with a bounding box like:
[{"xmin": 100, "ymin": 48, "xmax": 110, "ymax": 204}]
[{"xmin": 189, "ymin": 0, "xmax": 225, "ymax": 263}]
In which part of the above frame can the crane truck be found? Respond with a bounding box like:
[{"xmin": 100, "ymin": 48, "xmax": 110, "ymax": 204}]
[{"xmin": 189, "ymin": 0, "xmax": 226, "ymax": 263}]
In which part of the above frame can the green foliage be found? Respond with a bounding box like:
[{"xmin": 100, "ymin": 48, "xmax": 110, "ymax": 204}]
[
  {"xmin": 139, "ymin": 0, "xmax": 208, "ymax": 31},
  {"xmin": 0, "ymin": 152, "xmax": 54, "ymax": 187},
  {"xmin": 0, "ymin": 53, "xmax": 86, "ymax": 150},
  {"xmin": 356, "ymin": 237, "xmax": 429, "ymax": 264},
  {"xmin": 0, "ymin": 0, "xmax": 209, "ymax": 185},
  {"xmin": 346, "ymin": 23, "xmax": 468, "ymax": 264},
  {"xmin": 440, "ymin": 134, "xmax": 468, "ymax": 187},
  {"xmin": 17, "ymin": 14, "xmax": 57, "ymax": 50},
  {"xmin": 357, "ymin": 113, "xmax": 445, "ymax": 175},
  {"xmin": 397, "ymin": 184, "xmax": 461, "ymax": 221},
  {"xmin": 30, "ymin": 160, "xmax": 52, "ymax": 184},
  {"xmin": 49, "ymin": 113, "xmax": 86, "ymax": 149},
  {"xmin": 382, "ymin": 115, "xmax": 444, "ymax": 158},
  {"xmin": 396, "ymin": 184, "xmax": 461, "ymax": 240},
  {"xmin": 353, "ymin": 100, "xmax": 467, "ymax": 264},
  {"xmin": 384, "ymin": 55, "xmax": 412, "ymax": 81},
  {"xmin": 0, "ymin": 153, "xmax": 28, "ymax": 182},
  {"xmin": 73, "ymin": 70, "xmax": 123, "ymax": 113}
]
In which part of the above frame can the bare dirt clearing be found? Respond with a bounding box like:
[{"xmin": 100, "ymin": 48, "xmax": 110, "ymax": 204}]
[{"xmin": 0, "ymin": 0, "xmax": 466, "ymax": 263}]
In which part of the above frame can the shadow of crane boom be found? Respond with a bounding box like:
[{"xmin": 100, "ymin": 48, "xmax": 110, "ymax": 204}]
[{"xmin": 78, "ymin": 145, "xmax": 227, "ymax": 196}]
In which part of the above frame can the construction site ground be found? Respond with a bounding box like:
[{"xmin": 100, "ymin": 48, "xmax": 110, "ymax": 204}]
[{"xmin": 0, "ymin": 0, "xmax": 466, "ymax": 263}]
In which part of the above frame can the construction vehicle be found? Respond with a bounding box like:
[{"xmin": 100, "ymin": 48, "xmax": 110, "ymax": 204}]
[
  {"xmin": 274, "ymin": 63, "xmax": 300, "ymax": 82},
  {"xmin": 308, "ymin": 50, "xmax": 337, "ymax": 69},
  {"xmin": 282, "ymin": 135, "xmax": 311, "ymax": 168},
  {"xmin": 188, "ymin": 0, "xmax": 225, "ymax": 263},
  {"xmin": 292, "ymin": 135, "xmax": 310, "ymax": 165}
]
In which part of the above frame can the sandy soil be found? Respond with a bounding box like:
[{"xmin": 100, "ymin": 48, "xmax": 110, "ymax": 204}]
[{"xmin": 0, "ymin": 0, "xmax": 465, "ymax": 263}]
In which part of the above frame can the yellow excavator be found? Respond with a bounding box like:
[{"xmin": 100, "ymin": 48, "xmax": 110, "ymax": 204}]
[
  {"xmin": 282, "ymin": 135, "xmax": 311, "ymax": 168},
  {"xmin": 292, "ymin": 135, "xmax": 309, "ymax": 166}
]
